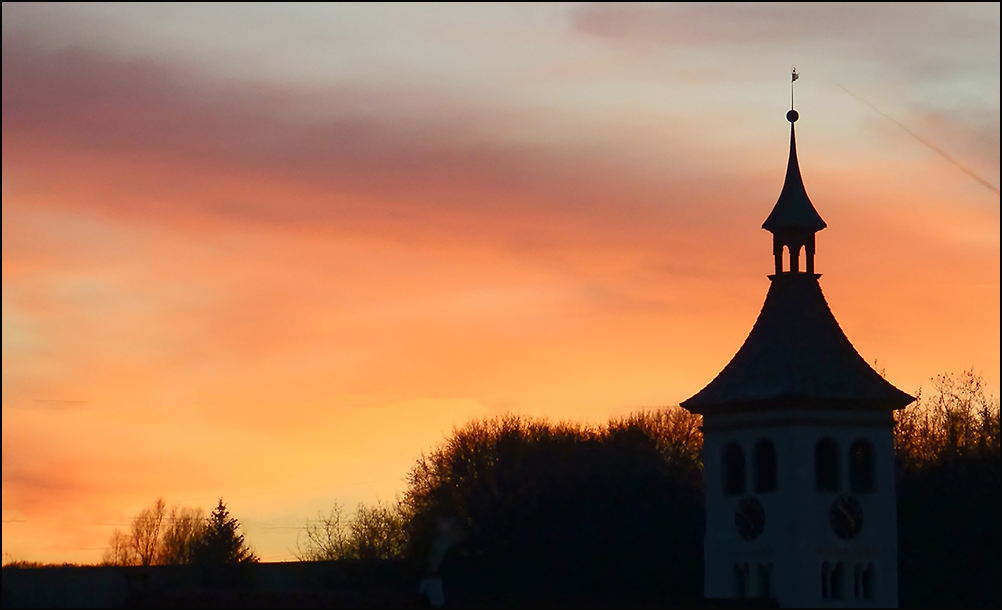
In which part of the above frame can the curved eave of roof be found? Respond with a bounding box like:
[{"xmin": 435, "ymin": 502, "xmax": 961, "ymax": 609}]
[
  {"xmin": 680, "ymin": 274, "xmax": 915, "ymax": 415},
  {"xmin": 762, "ymin": 124, "xmax": 827, "ymax": 233}
]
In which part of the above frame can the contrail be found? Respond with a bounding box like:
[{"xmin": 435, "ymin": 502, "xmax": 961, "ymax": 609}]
[{"xmin": 834, "ymin": 82, "xmax": 999, "ymax": 195}]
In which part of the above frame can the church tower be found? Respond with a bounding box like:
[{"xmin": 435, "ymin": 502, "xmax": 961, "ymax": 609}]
[{"xmin": 680, "ymin": 102, "xmax": 914, "ymax": 607}]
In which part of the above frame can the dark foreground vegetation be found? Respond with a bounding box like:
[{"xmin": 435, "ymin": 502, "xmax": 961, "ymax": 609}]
[
  {"xmin": 406, "ymin": 408, "xmax": 705, "ymax": 599},
  {"xmin": 894, "ymin": 372, "xmax": 1000, "ymax": 608},
  {"xmin": 298, "ymin": 371, "xmax": 999, "ymax": 607},
  {"xmin": 5, "ymin": 371, "xmax": 998, "ymax": 607},
  {"xmin": 103, "ymin": 498, "xmax": 258, "ymax": 568}
]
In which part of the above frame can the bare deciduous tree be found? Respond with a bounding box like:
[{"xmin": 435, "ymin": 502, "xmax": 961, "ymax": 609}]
[
  {"xmin": 349, "ymin": 501, "xmax": 407, "ymax": 560},
  {"xmin": 102, "ymin": 499, "xmax": 207, "ymax": 566},
  {"xmin": 296, "ymin": 500, "xmax": 406, "ymax": 561},
  {"xmin": 162, "ymin": 506, "xmax": 206, "ymax": 565},
  {"xmin": 894, "ymin": 371, "xmax": 1000, "ymax": 608},
  {"xmin": 894, "ymin": 369, "xmax": 1000, "ymax": 468},
  {"xmin": 296, "ymin": 503, "xmax": 350, "ymax": 561},
  {"xmin": 103, "ymin": 529, "xmax": 138, "ymax": 566},
  {"xmin": 132, "ymin": 498, "xmax": 167, "ymax": 566}
]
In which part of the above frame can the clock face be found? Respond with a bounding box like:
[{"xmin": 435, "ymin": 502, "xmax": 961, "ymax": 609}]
[
  {"xmin": 734, "ymin": 496, "xmax": 766, "ymax": 541},
  {"xmin": 829, "ymin": 494, "xmax": 865, "ymax": 540}
]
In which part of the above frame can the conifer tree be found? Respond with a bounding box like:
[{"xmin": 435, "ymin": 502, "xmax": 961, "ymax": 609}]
[{"xmin": 191, "ymin": 499, "xmax": 259, "ymax": 565}]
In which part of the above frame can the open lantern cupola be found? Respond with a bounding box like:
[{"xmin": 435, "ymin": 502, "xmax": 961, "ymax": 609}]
[{"xmin": 762, "ymin": 109, "xmax": 827, "ymax": 276}]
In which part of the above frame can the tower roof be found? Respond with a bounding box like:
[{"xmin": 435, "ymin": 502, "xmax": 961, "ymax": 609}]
[
  {"xmin": 762, "ymin": 111, "xmax": 827, "ymax": 234},
  {"xmin": 681, "ymin": 106, "xmax": 914, "ymax": 416},
  {"xmin": 680, "ymin": 274, "xmax": 915, "ymax": 414}
]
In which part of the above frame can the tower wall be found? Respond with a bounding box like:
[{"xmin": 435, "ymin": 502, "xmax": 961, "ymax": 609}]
[{"xmin": 702, "ymin": 410, "xmax": 898, "ymax": 607}]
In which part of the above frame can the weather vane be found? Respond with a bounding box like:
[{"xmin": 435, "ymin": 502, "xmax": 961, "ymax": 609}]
[{"xmin": 791, "ymin": 68, "xmax": 799, "ymax": 110}]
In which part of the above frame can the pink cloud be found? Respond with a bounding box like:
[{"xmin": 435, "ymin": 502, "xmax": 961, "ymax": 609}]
[{"xmin": 571, "ymin": 3, "xmax": 993, "ymax": 48}]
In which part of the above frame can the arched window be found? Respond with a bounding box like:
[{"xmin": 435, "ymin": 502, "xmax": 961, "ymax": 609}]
[
  {"xmin": 830, "ymin": 561, "xmax": 845, "ymax": 600},
  {"xmin": 863, "ymin": 563, "xmax": 875, "ymax": 600},
  {"xmin": 849, "ymin": 438, "xmax": 876, "ymax": 492},
  {"xmin": 854, "ymin": 563, "xmax": 864, "ymax": 599},
  {"xmin": 735, "ymin": 563, "xmax": 749, "ymax": 599},
  {"xmin": 821, "ymin": 561, "xmax": 832, "ymax": 599},
  {"xmin": 753, "ymin": 439, "xmax": 777, "ymax": 492},
  {"xmin": 758, "ymin": 563, "xmax": 773, "ymax": 599},
  {"xmin": 722, "ymin": 443, "xmax": 745, "ymax": 496},
  {"xmin": 787, "ymin": 243, "xmax": 801, "ymax": 273},
  {"xmin": 814, "ymin": 437, "xmax": 839, "ymax": 491}
]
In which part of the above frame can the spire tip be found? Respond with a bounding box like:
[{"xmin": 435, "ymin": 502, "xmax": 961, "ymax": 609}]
[{"xmin": 790, "ymin": 68, "xmax": 799, "ymax": 112}]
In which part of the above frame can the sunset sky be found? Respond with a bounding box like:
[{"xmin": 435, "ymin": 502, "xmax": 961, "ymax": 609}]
[{"xmin": 3, "ymin": 3, "xmax": 999, "ymax": 564}]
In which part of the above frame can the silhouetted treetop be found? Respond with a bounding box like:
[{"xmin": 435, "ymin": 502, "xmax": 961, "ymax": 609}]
[
  {"xmin": 894, "ymin": 370, "xmax": 1000, "ymax": 608},
  {"xmin": 102, "ymin": 499, "xmax": 205, "ymax": 567},
  {"xmin": 191, "ymin": 499, "xmax": 258, "ymax": 566},
  {"xmin": 401, "ymin": 408, "xmax": 704, "ymax": 596},
  {"xmin": 296, "ymin": 500, "xmax": 406, "ymax": 562}
]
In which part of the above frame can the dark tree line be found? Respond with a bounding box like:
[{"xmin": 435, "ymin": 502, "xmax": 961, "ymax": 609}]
[
  {"xmin": 296, "ymin": 500, "xmax": 406, "ymax": 562},
  {"xmin": 104, "ymin": 498, "xmax": 257, "ymax": 567},
  {"xmin": 400, "ymin": 408, "xmax": 705, "ymax": 598},
  {"xmin": 300, "ymin": 371, "xmax": 998, "ymax": 606},
  {"xmin": 894, "ymin": 371, "xmax": 1000, "ymax": 608}
]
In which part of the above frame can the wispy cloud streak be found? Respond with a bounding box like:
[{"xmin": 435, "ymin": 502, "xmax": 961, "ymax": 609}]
[{"xmin": 834, "ymin": 82, "xmax": 999, "ymax": 195}]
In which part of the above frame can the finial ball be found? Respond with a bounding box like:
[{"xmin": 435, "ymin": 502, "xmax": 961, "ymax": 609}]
[{"xmin": 786, "ymin": 109, "xmax": 799, "ymax": 123}]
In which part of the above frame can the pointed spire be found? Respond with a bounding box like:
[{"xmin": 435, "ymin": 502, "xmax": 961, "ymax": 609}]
[
  {"xmin": 762, "ymin": 110, "xmax": 827, "ymax": 233},
  {"xmin": 763, "ymin": 81, "xmax": 828, "ymax": 276}
]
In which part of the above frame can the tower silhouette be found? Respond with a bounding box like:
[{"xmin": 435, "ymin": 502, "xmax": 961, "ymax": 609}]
[{"xmin": 681, "ymin": 105, "xmax": 914, "ymax": 607}]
